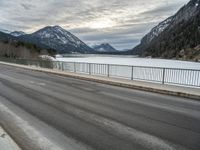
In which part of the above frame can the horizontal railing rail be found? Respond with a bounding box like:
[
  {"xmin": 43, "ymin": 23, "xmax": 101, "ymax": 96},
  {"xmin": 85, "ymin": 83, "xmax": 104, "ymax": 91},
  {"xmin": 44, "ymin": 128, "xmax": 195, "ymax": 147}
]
[
  {"xmin": 0, "ymin": 57, "xmax": 199, "ymax": 87},
  {"xmin": 54, "ymin": 60, "xmax": 200, "ymax": 71}
]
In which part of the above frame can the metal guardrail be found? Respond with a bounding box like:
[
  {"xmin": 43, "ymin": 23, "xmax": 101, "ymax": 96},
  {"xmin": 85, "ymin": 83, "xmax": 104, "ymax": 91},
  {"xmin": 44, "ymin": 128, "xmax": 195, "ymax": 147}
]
[{"xmin": 0, "ymin": 58, "xmax": 200, "ymax": 87}]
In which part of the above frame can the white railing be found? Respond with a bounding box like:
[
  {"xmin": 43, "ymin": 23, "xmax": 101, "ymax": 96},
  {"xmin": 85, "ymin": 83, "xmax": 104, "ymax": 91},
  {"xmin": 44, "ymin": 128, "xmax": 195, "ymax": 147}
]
[
  {"xmin": 53, "ymin": 61, "xmax": 200, "ymax": 87},
  {"xmin": 0, "ymin": 58, "xmax": 199, "ymax": 87}
]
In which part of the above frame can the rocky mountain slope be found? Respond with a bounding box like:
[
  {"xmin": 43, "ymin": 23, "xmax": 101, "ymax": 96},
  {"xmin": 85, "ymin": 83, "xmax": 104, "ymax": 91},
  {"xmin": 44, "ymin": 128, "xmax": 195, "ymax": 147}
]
[
  {"xmin": 130, "ymin": 0, "xmax": 200, "ymax": 61},
  {"xmin": 19, "ymin": 26, "xmax": 94, "ymax": 54}
]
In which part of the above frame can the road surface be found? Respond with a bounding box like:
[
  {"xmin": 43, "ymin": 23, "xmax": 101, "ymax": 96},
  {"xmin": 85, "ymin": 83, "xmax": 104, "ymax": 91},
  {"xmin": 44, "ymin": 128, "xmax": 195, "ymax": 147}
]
[{"xmin": 0, "ymin": 64, "xmax": 200, "ymax": 150}]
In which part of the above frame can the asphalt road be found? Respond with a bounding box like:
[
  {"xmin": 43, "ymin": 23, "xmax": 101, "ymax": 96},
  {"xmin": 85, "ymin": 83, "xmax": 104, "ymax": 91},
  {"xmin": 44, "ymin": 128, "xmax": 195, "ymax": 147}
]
[{"xmin": 0, "ymin": 64, "xmax": 200, "ymax": 150}]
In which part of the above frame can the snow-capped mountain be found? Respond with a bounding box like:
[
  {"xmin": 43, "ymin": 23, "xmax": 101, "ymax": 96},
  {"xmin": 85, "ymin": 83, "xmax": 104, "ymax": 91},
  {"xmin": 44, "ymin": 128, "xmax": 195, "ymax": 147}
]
[
  {"xmin": 93, "ymin": 43, "xmax": 117, "ymax": 52},
  {"xmin": 19, "ymin": 25, "xmax": 94, "ymax": 54},
  {"xmin": 0, "ymin": 29, "xmax": 11, "ymax": 34},
  {"xmin": 10, "ymin": 31, "xmax": 26, "ymax": 37},
  {"xmin": 0, "ymin": 31, "xmax": 16, "ymax": 41},
  {"xmin": 0, "ymin": 29, "xmax": 25, "ymax": 37},
  {"xmin": 130, "ymin": 0, "xmax": 200, "ymax": 60}
]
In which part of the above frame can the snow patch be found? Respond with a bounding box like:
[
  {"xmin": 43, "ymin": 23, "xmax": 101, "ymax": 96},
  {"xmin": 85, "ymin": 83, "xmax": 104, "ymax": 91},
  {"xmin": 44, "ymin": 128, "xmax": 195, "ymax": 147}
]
[
  {"xmin": 39, "ymin": 55, "xmax": 56, "ymax": 61},
  {"xmin": 55, "ymin": 54, "xmax": 63, "ymax": 58},
  {"xmin": 147, "ymin": 17, "xmax": 172, "ymax": 43},
  {"xmin": 10, "ymin": 31, "xmax": 26, "ymax": 37}
]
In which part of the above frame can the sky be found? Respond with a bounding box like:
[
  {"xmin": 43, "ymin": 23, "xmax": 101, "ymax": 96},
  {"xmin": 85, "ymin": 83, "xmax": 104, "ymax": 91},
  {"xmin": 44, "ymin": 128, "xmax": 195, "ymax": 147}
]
[{"xmin": 0, "ymin": 0, "xmax": 189, "ymax": 50}]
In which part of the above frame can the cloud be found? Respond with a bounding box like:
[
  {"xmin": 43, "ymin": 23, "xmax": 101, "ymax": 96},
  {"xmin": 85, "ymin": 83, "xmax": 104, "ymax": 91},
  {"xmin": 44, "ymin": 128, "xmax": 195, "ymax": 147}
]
[
  {"xmin": 0, "ymin": 0, "xmax": 189, "ymax": 49},
  {"xmin": 20, "ymin": 3, "xmax": 35, "ymax": 10}
]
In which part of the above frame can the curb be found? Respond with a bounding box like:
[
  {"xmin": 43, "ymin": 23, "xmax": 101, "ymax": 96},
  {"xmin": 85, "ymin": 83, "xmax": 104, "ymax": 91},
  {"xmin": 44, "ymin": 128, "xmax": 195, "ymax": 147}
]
[
  {"xmin": 0, "ymin": 62, "xmax": 200, "ymax": 100},
  {"xmin": 46, "ymin": 73, "xmax": 200, "ymax": 100}
]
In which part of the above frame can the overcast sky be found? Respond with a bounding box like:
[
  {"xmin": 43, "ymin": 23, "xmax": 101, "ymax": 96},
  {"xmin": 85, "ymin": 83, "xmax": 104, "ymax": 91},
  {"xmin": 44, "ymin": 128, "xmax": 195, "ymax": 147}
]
[{"xmin": 0, "ymin": 0, "xmax": 189, "ymax": 50}]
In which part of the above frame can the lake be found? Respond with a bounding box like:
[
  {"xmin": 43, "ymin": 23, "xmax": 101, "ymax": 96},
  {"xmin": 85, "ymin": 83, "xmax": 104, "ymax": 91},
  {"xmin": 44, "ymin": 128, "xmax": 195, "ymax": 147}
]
[{"xmin": 56, "ymin": 54, "xmax": 200, "ymax": 70}]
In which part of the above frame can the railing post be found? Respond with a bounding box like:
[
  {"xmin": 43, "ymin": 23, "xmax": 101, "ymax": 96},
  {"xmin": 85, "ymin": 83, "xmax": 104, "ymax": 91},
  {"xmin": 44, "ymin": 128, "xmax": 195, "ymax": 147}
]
[
  {"xmin": 57, "ymin": 61, "xmax": 59, "ymax": 70},
  {"xmin": 58, "ymin": 61, "xmax": 60, "ymax": 70},
  {"xmin": 62, "ymin": 62, "xmax": 64, "ymax": 71},
  {"xmin": 107, "ymin": 64, "xmax": 110, "ymax": 77},
  {"xmin": 131, "ymin": 66, "xmax": 134, "ymax": 80},
  {"xmin": 162, "ymin": 68, "xmax": 165, "ymax": 84},
  {"xmin": 89, "ymin": 63, "xmax": 91, "ymax": 75},
  {"xmin": 74, "ymin": 62, "xmax": 76, "ymax": 73}
]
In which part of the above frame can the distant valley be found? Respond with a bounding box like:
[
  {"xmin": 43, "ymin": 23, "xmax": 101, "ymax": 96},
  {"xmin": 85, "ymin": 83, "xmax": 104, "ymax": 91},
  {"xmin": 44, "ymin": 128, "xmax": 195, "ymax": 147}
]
[{"xmin": 0, "ymin": 0, "xmax": 199, "ymax": 61}]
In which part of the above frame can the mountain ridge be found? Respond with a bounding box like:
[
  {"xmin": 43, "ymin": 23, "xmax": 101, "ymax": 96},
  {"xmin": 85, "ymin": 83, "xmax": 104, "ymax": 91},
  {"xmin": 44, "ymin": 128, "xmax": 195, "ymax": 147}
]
[
  {"xmin": 10, "ymin": 31, "xmax": 26, "ymax": 37},
  {"xmin": 129, "ymin": 0, "xmax": 200, "ymax": 61},
  {"xmin": 93, "ymin": 43, "xmax": 117, "ymax": 52},
  {"xmin": 0, "ymin": 26, "xmax": 95, "ymax": 54},
  {"xmin": 18, "ymin": 25, "xmax": 94, "ymax": 54}
]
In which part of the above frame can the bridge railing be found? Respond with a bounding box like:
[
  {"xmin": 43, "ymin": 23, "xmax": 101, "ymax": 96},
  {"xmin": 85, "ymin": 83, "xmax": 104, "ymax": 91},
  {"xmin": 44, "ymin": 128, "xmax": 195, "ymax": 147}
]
[
  {"xmin": 55, "ymin": 61, "xmax": 200, "ymax": 87},
  {"xmin": 0, "ymin": 57, "xmax": 200, "ymax": 87}
]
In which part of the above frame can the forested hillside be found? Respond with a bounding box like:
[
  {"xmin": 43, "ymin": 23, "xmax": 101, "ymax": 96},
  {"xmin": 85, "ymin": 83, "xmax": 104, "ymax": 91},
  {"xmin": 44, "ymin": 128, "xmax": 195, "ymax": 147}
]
[
  {"xmin": 129, "ymin": 0, "xmax": 200, "ymax": 61},
  {"xmin": 0, "ymin": 32, "xmax": 56, "ymax": 59}
]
